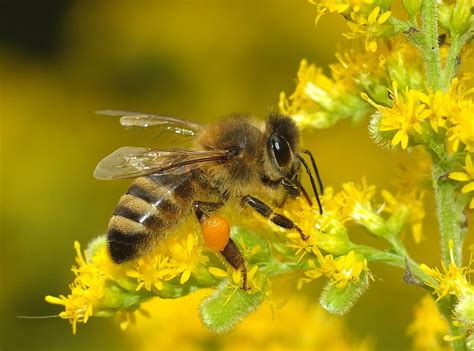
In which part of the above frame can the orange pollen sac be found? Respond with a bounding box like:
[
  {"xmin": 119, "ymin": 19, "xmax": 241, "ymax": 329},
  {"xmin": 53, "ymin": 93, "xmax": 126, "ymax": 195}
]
[{"xmin": 200, "ymin": 215, "xmax": 230, "ymax": 252}]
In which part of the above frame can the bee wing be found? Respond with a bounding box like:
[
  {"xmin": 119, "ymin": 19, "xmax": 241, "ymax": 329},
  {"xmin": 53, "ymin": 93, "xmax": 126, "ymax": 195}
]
[
  {"xmin": 95, "ymin": 110, "xmax": 203, "ymax": 136},
  {"xmin": 94, "ymin": 147, "xmax": 227, "ymax": 180}
]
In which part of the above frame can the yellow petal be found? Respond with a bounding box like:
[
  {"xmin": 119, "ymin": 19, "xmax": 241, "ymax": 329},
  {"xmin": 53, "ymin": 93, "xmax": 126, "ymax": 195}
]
[
  {"xmin": 368, "ymin": 7, "xmax": 380, "ymax": 24},
  {"xmin": 180, "ymin": 269, "xmax": 191, "ymax": 284},
  {"xmin": 461, "ymin": 182, "xmax": 474, "ymax": 193},
  {"xmin": 391, "ymin": 130, "xmax": 404, "ymax": 147},
  {"xmin": 465, "ymin": 154, "xmax": 473, "ymax": 172},
  {"xmin": 449, "ymin": 172, "xmax": 470, "ymax": 181},
  {"xmin": 44, "ymin": 295, "xmax": 64, "ymax": 305},
  {"xmin": 208, "ymin": 267, "xmax": 228, "ymax": 278},
  {"xmin": 377, "ymin": 11, "xmax": 391, "ymax": 24}
]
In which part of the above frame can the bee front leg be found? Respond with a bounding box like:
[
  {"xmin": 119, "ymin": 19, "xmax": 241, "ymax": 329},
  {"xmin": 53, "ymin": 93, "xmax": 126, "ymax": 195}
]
[{"xmin": 241, "ymin": 195, "xmax": 308, "ymax": 241}]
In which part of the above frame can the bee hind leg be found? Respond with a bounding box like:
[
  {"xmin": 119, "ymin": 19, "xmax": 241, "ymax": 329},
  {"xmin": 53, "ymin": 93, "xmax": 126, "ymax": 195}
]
[
  {"xmin": 241, "ymin": 195, "xmax": 308, "ymax": 241},
  {"xmin": 221, "ymin": 238, "xmax": 249, "ymax": 290},
  {"xmin": 192, "ymin": 200, "xmax": 249, "ymax": 290},
  {"xmin": 192, "ymin": 200, "xmax": 224, "ymax": 221}
]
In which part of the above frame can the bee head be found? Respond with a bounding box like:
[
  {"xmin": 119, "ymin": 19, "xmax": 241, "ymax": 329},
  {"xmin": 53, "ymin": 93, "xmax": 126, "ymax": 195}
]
[{"xmin": 264, "ymin": 113, "xmax": 300, "ymax": 182}]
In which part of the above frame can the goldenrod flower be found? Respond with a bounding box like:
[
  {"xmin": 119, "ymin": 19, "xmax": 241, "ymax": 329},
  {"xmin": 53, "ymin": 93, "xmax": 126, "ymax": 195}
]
[
  {"xmin": 345, "ymin": 7, "xmax": 392, "ymax": 52},
  {"xmin": 126, "ymin": 255, "xmax": 175, "ymax": 291},
  {"xmin": 420, "ymin": 79, "xmax": 474, "ymax": 152},
  {"xmin": 168, "ymin": 233, "xmax": 209, "ymax": 284},
  {"xmin": 309, "ymin": 0, "xmax": 374, "ymax": 23},
  {"xmin": 279, "ymin": 59, "xmax": 369, "ymax": 129},
  {"xmin": 45, "ymin": 241, "xmax": 107, "ymax": 334},
  {"xmin": 420, "ymin": 240, "xmax": 473, "ymax": 301},
  {"xmin": 449, "ymin": 153, "xmax": 474, "ymax": 209},
  {"xmin": 302, "ymin": 250, "xmax": 368, "ymax": 289},
  {"xmin": 363, "ymin": 82, "xmax": 431, "ymax": 149}
]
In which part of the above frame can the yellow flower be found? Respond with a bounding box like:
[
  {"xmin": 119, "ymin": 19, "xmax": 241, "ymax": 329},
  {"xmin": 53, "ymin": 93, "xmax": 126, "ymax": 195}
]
[
  {"xmin": 309, "ymin": 0, "xmax": 374, "ymax": 23},
  {"xmin": 45, "ymin": 241, "xmax": 106, "ymax": 334},
  {"xmin": 345, "ymin": 7, "xmax": 392, "ymax": 52},
  {"xmin": 302, "ymin": 250, "xmax": 368, "ymax": 289},
  {"xmin": 449, "ymin": 154, "xmax": 474, "ymax": 209},
  {"xmin": 279, "ymin": 59, "xmax": 369, "ymax": 129},
  {"xmin": 418, "ymin": 79, "xmax": 474, "ymax": 152},
  {"xmin": 362, "ymin": 82, "xmax": 431, "ymax": 149},
  {"xmin": 407, "ymin": 295, "xmax": 449, "ymax": 351},
  {"xmin": 126, "ymin": 255, "xmax": 176, "ymax": 291},
  {"xmin": 168, "ymin": 233, "xmax": 209, "ymax": 284},
  {"xmin": 420, "ymin": 240, "xmax": 473, "ymax": 301},
  {"xmin": 208, "ymin": 264, "xmax": 263, "ymax": 293}
]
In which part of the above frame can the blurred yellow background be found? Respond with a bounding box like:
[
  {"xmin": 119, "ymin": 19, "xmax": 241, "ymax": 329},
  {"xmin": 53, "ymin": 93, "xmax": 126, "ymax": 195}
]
[{"xmin": 0, "ymin": 1, "xmax": 454, "ymax": 350}]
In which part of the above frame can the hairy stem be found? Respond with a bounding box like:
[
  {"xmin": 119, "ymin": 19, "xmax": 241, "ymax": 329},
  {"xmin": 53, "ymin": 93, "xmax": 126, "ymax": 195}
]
[
  {"xmin": 431, "ymin": 160, "xmax": 466, "ymax": 267},
  {"xmin": 420, "ymin": 0, "xmax": 441, "ymax": 90},
  {"xmin": 350, "ymin": 244, "xmax": 437, "ymax": 287}
]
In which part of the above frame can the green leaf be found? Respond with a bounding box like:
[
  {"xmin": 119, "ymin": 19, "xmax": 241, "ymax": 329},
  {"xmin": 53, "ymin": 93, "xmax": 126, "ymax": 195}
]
[
  {"xmin": 319, "ymin": 272, "xmax": 370, "ymax": 315},
  {"xmin": 200, "ymin": 279, "xmax": 264, "ymax": 334}
]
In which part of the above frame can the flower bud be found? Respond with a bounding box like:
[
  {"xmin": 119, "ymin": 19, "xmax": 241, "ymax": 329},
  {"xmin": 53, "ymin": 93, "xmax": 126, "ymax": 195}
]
[
  {"xmin": 438, "ymin": 3, "xmax": 452, "ymax": 30},
  {"xmin": 315, "ymin": 218, "xmax": 351, "ymax": 255},
  {"xmin": 450, "ymin": 0, "xmax": 472, "ymax": 35},
  {"xmin": 454, "ymin": 290, "xmax": 474, "ymax": 326},
  {"xmin": 402, "ymin": 0, "xmax": 422, "ymax": 18}
]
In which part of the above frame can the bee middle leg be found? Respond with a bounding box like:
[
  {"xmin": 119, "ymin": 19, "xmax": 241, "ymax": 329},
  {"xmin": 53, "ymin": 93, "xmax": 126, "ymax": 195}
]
[
  {"xmin": 241, "ymin": 195, "xmax": 308, "ymax": 241},
  {"xmin": 192, "ymin": 200, "xmax": 249, "ymax": 290}
]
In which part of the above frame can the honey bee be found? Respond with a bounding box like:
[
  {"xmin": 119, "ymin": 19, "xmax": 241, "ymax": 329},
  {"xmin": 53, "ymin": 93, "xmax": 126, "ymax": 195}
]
[{"xmin": 95, "ymin": 110, "xmax": 323, "ymax": 289}]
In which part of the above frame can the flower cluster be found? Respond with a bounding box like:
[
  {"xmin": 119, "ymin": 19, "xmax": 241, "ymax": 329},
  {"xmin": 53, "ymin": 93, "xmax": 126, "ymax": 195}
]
[
  {"xmin": 309, "ymin": 0, "xmax": 393, "ymax": 52},
  {"xmin": 279, "ymin": 1, "xmax": 473, "ymax": 346},
  {"xmin": 279, "ymin": 38, "xmax": 425, "ymax": 130},
  {"xmin": 420, "ymin": 240, "xmax": 474, "ymax": 345},
  {"xmin": 45, "ymin": 230, "xmax": 216, "ymax": 334},
  {"xmin": 46, "ymin": 177, "xmax": 428, "ymax": 333}
]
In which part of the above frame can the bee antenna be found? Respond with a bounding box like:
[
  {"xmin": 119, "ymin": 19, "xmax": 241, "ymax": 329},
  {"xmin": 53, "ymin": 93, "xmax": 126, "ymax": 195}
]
[
  {"xmin": 297, "ymin": 154, "xmax": 323, "ymax": 214},
  {"xmin": 301, "ymin": 149, "xmax": 324, "ymax": 195}
]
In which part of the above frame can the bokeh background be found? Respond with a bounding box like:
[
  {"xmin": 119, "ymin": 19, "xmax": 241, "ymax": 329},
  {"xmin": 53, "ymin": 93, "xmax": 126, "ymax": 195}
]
[{"xmin": 1, "ymin": 1, "xmax": 465, "ymax": 350}]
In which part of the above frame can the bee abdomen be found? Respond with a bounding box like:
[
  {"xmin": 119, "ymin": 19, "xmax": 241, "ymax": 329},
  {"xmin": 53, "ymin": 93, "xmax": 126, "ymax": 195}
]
[
  {"xmin": 108, "ymin": 225, "xmax": 148, "ymax": 263},
  {"xmin": 107, "ymin": 175, "xmax": 194, "ymax": 263}
]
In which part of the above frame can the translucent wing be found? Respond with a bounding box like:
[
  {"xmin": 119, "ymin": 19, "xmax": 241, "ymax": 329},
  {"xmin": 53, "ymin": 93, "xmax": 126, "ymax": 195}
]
[
  {"xmin": 95, "ymin": 110, "xmax": 203, "ymax": 136},
  {"xmin": 94, "ymin": 147, "xmax": 227, "ymax": 180}
]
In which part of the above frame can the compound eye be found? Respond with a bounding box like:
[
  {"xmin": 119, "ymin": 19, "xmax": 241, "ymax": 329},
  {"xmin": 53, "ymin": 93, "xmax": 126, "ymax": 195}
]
[{"xmin": 270, "ymin": 134, "xmax": 292, "ymax": 168}]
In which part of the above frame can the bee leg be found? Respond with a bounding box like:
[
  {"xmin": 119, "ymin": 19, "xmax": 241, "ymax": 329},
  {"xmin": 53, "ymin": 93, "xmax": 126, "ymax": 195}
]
[
  {"xmin": 241, "ymin": 195, "xmax": 309, "ymax": 241},
  {"xmin": 192, "ymin": 200, "xmax": 248, "ymax": 290},
  {"xmin": 192, "ymin": 201, "xmax": 224, "ymax": 221},
  {"xmin": 221, "ymin": 238, "xmax": 249, "ymax": 290}
]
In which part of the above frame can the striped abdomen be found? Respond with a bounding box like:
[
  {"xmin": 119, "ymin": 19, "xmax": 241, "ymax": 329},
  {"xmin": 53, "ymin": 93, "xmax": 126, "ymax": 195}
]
[{"xmin": 107, "ymin": 173, "xmax": 195, "ymax": 263}]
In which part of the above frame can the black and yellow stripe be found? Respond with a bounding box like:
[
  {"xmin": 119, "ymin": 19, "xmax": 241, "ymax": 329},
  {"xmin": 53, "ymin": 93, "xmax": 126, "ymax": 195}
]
[{"xmin": 107, "ymin": 173, "xmax": 195, "ymax": 263}]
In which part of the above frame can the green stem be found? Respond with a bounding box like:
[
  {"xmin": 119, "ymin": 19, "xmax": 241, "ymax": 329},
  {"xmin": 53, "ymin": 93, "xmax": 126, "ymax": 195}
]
[
  {"xmin": 349, "ymin": 244, "xmax": 437, "ymax": 287},
  {"xmin": 431, "ymin": 160, "xmax": 466, "ymax": 267},
  {"xmin": 441, "ymin": 33, "xmax": 462, "ymax": 90},
  {"xmin": 431, "ymin": 158, "xmax": 468, "ymax": 350},
  {"xmin": 420, "ymin": 0, "xmax": 442, "ymax": 90}
]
